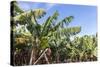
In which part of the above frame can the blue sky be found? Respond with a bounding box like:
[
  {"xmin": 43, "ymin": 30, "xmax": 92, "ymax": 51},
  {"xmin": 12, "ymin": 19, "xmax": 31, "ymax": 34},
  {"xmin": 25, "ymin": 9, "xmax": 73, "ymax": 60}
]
[{"xmin": 17, "ymin": 1, "xmax": 97, "ymax": 36}]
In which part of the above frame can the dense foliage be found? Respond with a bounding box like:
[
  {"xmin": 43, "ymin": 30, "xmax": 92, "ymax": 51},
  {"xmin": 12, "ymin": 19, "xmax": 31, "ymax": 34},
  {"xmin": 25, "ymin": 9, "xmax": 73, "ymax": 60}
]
[{"xmin": 11, "ymin": 1, "xmax": 97, "ymax": 66}]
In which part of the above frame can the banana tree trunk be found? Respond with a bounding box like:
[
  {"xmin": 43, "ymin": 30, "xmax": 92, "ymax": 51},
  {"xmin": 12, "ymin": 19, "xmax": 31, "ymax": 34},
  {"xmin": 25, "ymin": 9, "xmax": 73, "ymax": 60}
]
[
  {"xmin": 29, "ymin": 37, "xmax": 39, "ymax": 65},
  {"xmin": 29, "ymin": 48, "xmax": 36, "ymax": 65},
  {"xmin": 56, "ymin": 51, "xmax": 60, "ymax": 63}
]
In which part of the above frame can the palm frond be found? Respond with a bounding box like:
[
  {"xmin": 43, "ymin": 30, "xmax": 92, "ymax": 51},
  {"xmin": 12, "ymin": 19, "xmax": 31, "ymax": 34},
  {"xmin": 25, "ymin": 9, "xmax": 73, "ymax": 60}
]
[{"xmin": 41, "ymin": 11, "xmax": 59, "ymax": 36}]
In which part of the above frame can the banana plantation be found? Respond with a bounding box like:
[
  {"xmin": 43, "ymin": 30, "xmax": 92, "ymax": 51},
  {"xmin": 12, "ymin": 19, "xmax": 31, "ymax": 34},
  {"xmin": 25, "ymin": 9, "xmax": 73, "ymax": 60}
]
[{"xmin": 11, "ymin": 1, "xmax": 97, "ymax": 66}]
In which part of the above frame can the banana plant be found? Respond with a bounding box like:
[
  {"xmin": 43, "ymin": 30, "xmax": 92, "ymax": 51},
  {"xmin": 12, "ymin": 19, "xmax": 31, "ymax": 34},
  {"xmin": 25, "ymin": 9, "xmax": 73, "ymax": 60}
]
[
  {"xmin": 70, "ymin": 35, "xmax": 97, "ymax": 62},
  {"xmin": 11, "ymin": 1, "xmax": 47, "ymax": 65},
  {"xmin": 12, "ymin": 1, "xmax": 82, "ymax": 65},
  {"xmin": 81, "ymin": 35, "xmax": 97, "ymax": 61}
]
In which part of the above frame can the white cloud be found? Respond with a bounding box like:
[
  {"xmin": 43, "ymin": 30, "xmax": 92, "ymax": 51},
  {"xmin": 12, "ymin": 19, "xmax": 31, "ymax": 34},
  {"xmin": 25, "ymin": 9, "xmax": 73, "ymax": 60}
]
[{"xmin": 45, "ymin": 3, "xmax": 56, "ymax": 11}]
